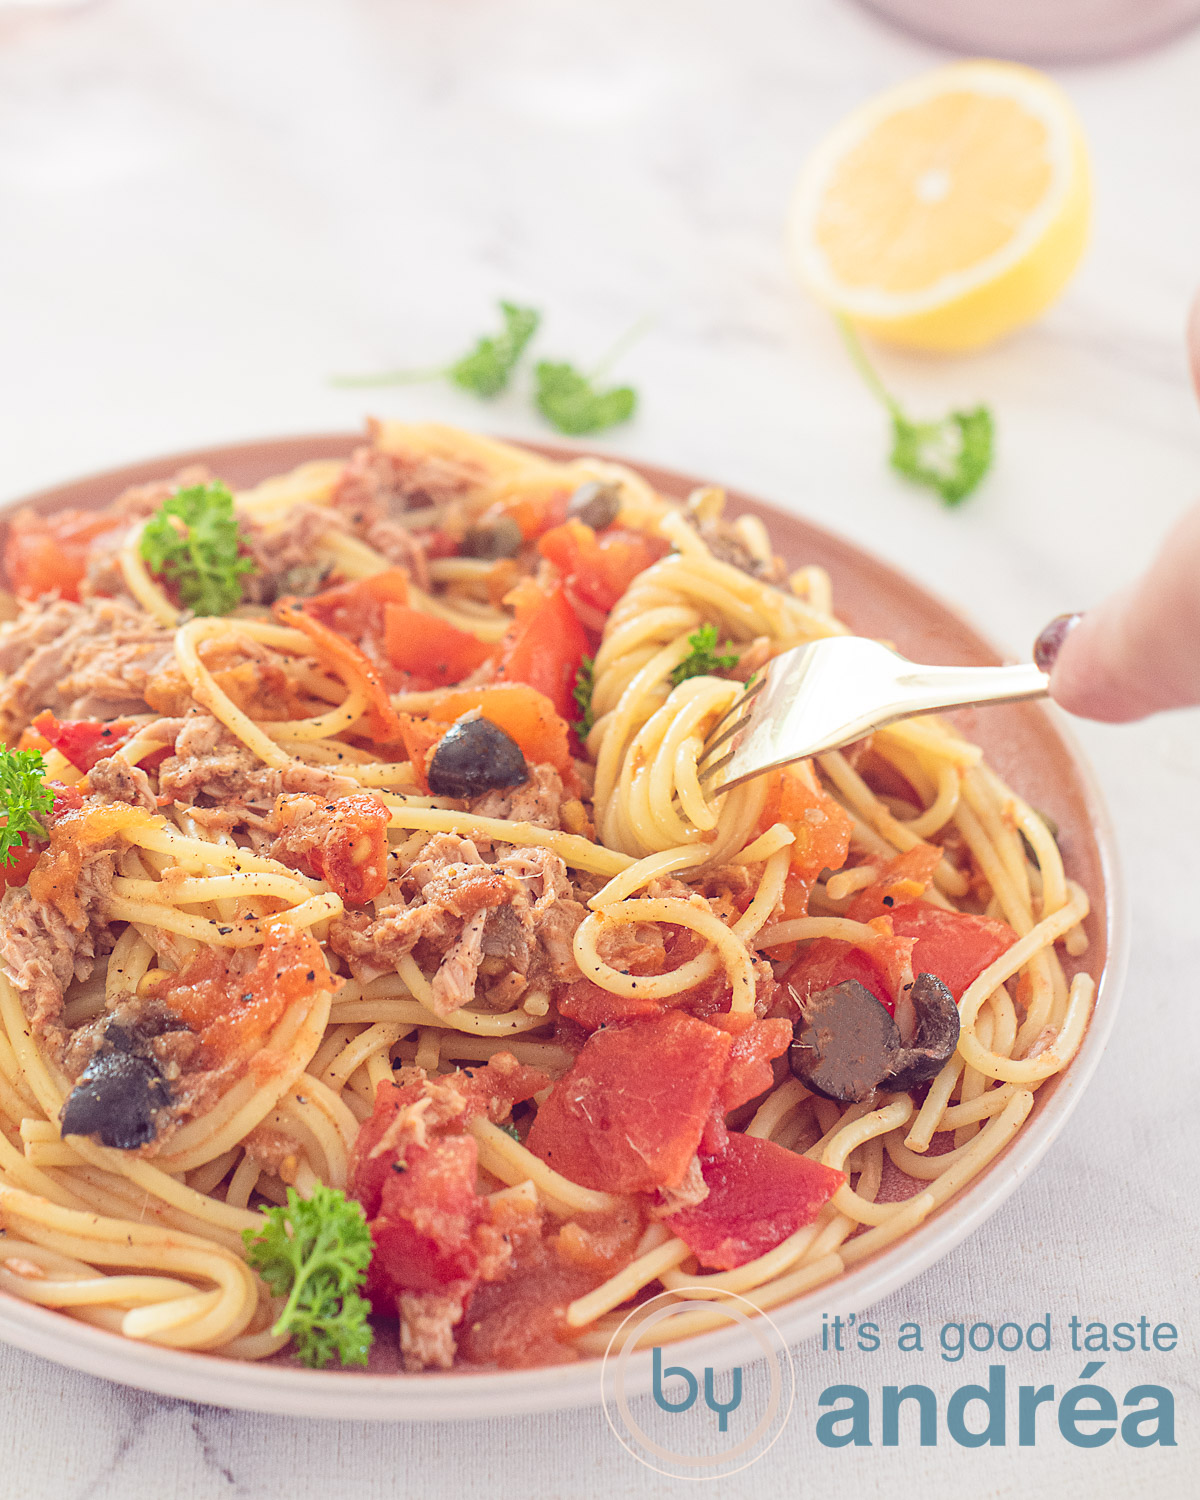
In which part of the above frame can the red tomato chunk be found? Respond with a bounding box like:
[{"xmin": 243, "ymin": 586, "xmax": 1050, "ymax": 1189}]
[
  {"xmin": 349, "ymin": 1059, "xmax": 550, "ymax": 1313},
  {"xmin": 665, "ymin": 1133, "xmax": 845, "ymax": 1270},
  {"xmin": 888, "ymin": 902, "xmax": 1016, "ymax": 1002},
  {"xmin": 31, "ymin": 711, "xmax": 136, "ymax": 773},
  {"xmin": 4, "ymin": 508, "xmax": 122, "ymax": 602},
  {"xmin": 784, "ymin": 900, "xmax": 1016, "ymax": 1011},
  {"xmin": 273, "ymin": 791, "xmax": 391, "ymax": 905},
  {"xmin": 525, "ymin": 1010, "xmax": 733, "ymax": 1194}
]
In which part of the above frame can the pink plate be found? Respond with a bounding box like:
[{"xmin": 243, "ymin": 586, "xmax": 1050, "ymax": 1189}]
[{"xmin": 0, "ymin": 434, "xmax": 1125, "ymax": 1420}]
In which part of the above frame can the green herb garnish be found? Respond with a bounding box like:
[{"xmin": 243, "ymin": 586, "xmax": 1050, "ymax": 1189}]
[
  {"xmin": 669, "ymin": 624, "xmax": 739, "ymax": 687},
  {"xmin": 243, "ymin": 1184, "xmax": 373, "ymax": 1370},
  {"xmin": 572, "ymin": 655, "xmax": 596, "ymax": 736},
  {"xmin": 449, "ymin": 302, "xmax": 541, "ymax": 397},
  {"xmin": 838, "ymin": 315, "xmax": 994, "ymax": 507},
  {"xmin": 332, "ymin": 300, "xmax": 540, "ymax": 397},
  {"xmin": 0, "ymin": 748, "xmax": 54, "ymax": 868},
  {"xmin": 140, "ymin": 481, "xmax": 256, "ymax": 615},
  {"xmin": 332, "ymin": 302, "xmax": 646, "ymax": 434},
  {"xmin": 533, "ymin": 361, "xmax": 637, "ymax": 436}
]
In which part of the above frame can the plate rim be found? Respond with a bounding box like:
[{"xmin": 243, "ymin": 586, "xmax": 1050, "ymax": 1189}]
[{"xmin": 0, "ymin": 431, "xmax": 1128, "ymax": 1421}]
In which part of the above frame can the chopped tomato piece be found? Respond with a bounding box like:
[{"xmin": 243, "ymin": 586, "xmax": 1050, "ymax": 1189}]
[
  {"xmin": 30, "ymin": 712, "xmax": 136, "ymax": 773},
  {"xmin": 847, "ymin": 846, "xmax": 943, "ymax": 921},
  {"xmin": 367, "ymin": 1135, "xmax": 484, "ymax": 1300},
  {"xmin": 783, "ymin": 900, "xmax": 1016, "ymax": 1013},
  {"xmin": 349, "ymin": 1078, "xmax": 430, "ymax": 1220},
  {"xmin": 555, "ymin": 978, "xmax": 662, "ymax": 1031},
  {"xmin": 28, "ymin": 800, "xmax": 151, "ymax": 925},
  {"xmin": 665, "ymin": 1133, "xmax": 845, "ymax": 1270},
  {"xmin": 0, "ymin": 782, "xmax": 83, "ymax": 890},
  {"xmin": 383, "ymin": 603, "xmax": 492, "ymax": 688},
  {"xmin": 273, "ymin": 596, "xmax": 402, "ymax": 743},
  {"xmin": 553, "ymin": 1207, "xmax": 644, "ymax": 1275},
  {"xmin": 458, "ymin": 1211, "xmax": 603, "ymax": 1368},
  {"xmin": 783, "ymin": 916, "xmax": 917, "ymax": 1015},
  {"xmin": 349, "ymin": 1058, "xmax": 551, "ymax": 1315},
  {"xmin": 143, "ymin": 920, "xmax": 336, "ymax": 1066},
  {"xmin": 493, "ymin": 581, "xmax": 588, "ymax": 723},
  {"xmin": 888, "ymin": 902, "xmax": 1016, "ymax": 1002},
  {"xmin": 272, "ymin": 791, "xmax": 390, "ymax": 905},
  {"xmin": 395, "ymin": 713, "xmax": 445, "ymax": 791},
  {"xmin": 481, "ymin": 487, "xmax": 570, "ymax": 543},
  {"xmin": 538, "ymin": 520, "xmax": 668, "ymax": 615},
  {"xmin": 411, "ymin": 528, "xmax": 461, "ymax": 561},
  {"xmin": 526, "ymin": 1011, "xmax": 733, "ymax": 1194},
  {"xmin": 760, "ymin": 770, "xmax": 853, "ymax": 895},
  {"xmin": 710, "ymin": 1015, "xmax": 793, "ymax": 1112},
  {"xmin": 350, "ymin": 1058, "xmax": 549, "ymax": 1221},
  {"xmin": 455, "ymin": 1054, "xmax": 551, "ymax": 1123},
  {"xmin": 422, "ymin": 684, "xmax": 572, "ymax": 774},
  {"xmin": 782, "ymin": 938, "xmax": 894, "ymax": 1012},
  {"xmin": 302, "ymin": 568, "xmax": 410, "ymax": 645},
  {"xmin": 4, "ymin": 507, "xmax": 122, "ymax": 602},
  {"xmin": 0, "ymin": 839, "xmax": 42, "ymax": 891}
]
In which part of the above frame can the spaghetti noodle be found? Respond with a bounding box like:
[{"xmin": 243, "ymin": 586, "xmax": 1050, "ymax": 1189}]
[{"xmin": 0, "ymin": 420, "xmax": 1097, "ymax": 1371}]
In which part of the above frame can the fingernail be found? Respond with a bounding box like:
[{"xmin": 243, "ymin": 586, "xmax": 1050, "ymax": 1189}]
[{"xmin": 1033, "ymin": 612, "xmax": 1084, "ymax": 672}]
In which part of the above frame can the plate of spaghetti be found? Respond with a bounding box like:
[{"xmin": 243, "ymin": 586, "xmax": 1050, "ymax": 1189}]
[{"xmin": 0, "ymin": 423, "xmax": 1120, "ymax": 1419}]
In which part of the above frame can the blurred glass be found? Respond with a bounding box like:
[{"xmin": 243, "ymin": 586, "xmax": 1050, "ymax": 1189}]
[{"xmin": 857, "ymin": 0, "xmax": 1200, "ymax": 63}]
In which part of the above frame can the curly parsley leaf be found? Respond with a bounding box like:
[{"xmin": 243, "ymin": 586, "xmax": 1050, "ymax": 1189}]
[
  {"xmin": 533, "ymin": 361, "xmax": 637, "ymax": 436},
  {"xmin": 0, "ymin": 748, "xmax": 54, "ymax": 868},
  {"xmin": 242, "ymin": 1184, "xmax": 373, "ymax": 1370},
  {"xmin": 449, "ymin": 302, "xmax": 541, "ymax": 397},
  {"xmin": 837, "ymin": 314, "xmax": 994, "ymax": 507},
  {"xmin": 890, "ymin": 406, "xmax": 994, "ymax": 506},
  {"xmin": 572, "ymin": 655, "xmax": 595, "ymax": 736},
  {"xmin": 669, "ymin": 623, "xmax": 739, "ymax": 687},
  {"xmin": 140, "ymin": 482, "xmax": 256, "ymax": 616},
  {"xmin": 332, "ymin": 301, "xmax": 540, "ymax": 396}
]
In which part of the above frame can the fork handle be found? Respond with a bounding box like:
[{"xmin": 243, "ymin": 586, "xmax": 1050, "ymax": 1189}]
[{"xmin": 889, "ymin": 660, "xmax": 1050, "ymax": 716}]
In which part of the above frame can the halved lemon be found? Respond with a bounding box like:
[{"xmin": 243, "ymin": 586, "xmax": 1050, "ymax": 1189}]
[{"xmin": 787, "ymin": 61, "xmax": 1091, "ymax": 352}]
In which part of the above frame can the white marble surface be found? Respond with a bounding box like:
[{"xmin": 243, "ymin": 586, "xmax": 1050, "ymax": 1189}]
[{"xmin": 0, "ymin": 1, "xmax": 1198, "ymax": 1496}]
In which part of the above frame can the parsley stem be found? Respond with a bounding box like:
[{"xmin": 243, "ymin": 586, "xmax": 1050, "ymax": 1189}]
[
  {"xmin": 329, "ymin": 364, "xmax": 450, "ymax": 389},
  {"xmin": 587, "ymin": 312, "xmax": 654, "ymax": 384},
  {"xmin": 834, "ymin": 313, "xmax": 903, "ymax": 420}
]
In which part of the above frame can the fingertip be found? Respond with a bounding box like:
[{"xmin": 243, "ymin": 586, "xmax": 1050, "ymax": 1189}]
[
  {"xmin": 1045, "ymin": 605, "xmax": 1154, "ymax": 723},
  {"xmin": 1032, "ymin": 612, "xmax": 1083, "ymax": 673}
]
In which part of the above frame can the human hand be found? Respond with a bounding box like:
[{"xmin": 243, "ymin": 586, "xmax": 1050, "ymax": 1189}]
[{"xmin": 1034, "ymin": 297, "xmax": 1200, "ymax": 723}]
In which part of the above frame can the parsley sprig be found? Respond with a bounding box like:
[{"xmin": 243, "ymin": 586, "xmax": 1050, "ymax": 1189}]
[
  {"xmin": 838, "ymin": 315, "xmax": 994, "ymax": 507},
  {"xmin": 331, "ymin": 301, "xmax": 540, "ymax": 398},
  {"xmin": 670, "ymin": 624, "xmax": 739, "ymax": 687},
  {"xmin": 243, "ymin": 1184, "xmax": 373, "ymax": 1369},
  {"xmin": 449, "ymin": 302, "xmax": 540, "ymax": 397},
  {"xmin": 332, "ymin": 300, "xmax": 643, "ymax": 436},
  {"xmin": 572, "ymin": 655, "xmax": 596, "ymax": 736},
  {"xmin": 0, "ymin": 748, "xmax": 54, "ymax": 868},
  {"xmin": 534, "ymin": 362, "xmax": 636, "ymax": 436},
  {"xmin": 140, "ymin": 482, "xmax": 256, "ymax": 616}
]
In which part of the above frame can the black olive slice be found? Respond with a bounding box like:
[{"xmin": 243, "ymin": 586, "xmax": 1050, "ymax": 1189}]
[
  {"xmin": 461, "ymin": 516, "xmax": 523, "ymax": 560},
  {"xmin": 427, "ymin": 715, "xmax": 531, "ymax": 798},
  {"xmin": 565, "ymin": 480, "xmax": 621, "ymax": 531},
  {"xmin": 788, "ymin": 979, "xmax": 901, "ymax": 1104},
  {"xmin": 60, "ymin": 1051, "xmax": 171, "ymax": 1151},
  {"xmin": 884, "ymin": 973, "xmax": 961, "ymax": 1092}
]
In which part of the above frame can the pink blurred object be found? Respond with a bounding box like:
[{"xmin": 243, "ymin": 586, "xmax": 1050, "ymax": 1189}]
[{"xmin": 857, "ymin": 0, "xmax": 1200, "ymax": 63}]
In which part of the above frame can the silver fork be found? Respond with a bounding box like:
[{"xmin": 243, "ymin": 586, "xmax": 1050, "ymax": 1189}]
[{"xmin": 697, "ymin": 636, "xmax": 1049, "ymax": 796}]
